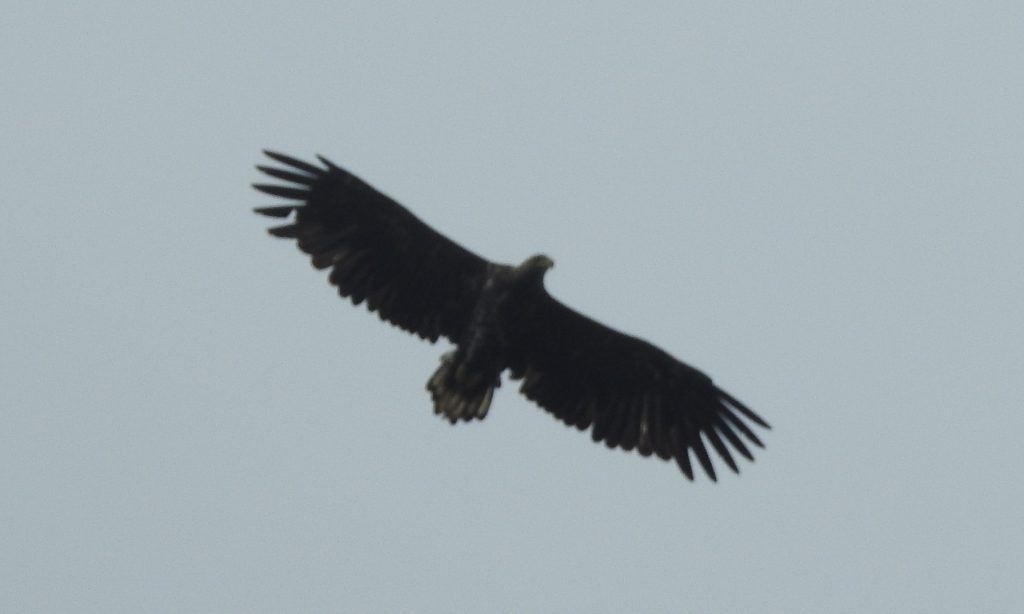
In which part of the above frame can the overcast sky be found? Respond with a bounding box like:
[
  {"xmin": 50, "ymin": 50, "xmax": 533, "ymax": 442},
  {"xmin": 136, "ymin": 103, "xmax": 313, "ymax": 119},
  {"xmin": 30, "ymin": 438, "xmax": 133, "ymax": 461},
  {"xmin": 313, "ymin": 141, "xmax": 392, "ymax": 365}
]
[{"xmin": 3, "ymin": 2, "xmax": 1023, "ymax": 612}]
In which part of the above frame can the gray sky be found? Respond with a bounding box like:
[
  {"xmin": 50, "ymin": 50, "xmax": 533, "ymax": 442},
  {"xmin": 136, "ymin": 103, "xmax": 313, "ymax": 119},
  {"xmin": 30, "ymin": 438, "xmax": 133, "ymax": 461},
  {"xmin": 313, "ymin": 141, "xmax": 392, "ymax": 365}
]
[{"xmin": 3, "ymin": 2, "xmax": 1022, "ymax": 612}]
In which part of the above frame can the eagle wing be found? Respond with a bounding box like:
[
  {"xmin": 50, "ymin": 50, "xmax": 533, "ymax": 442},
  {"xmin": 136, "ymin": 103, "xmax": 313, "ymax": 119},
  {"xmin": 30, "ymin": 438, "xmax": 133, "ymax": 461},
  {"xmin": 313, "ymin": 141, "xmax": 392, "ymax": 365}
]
[
  {"xmin": 254, "ymin": 151, "xmax": 491, "ymax": 342},
  {"xmin": 507, "ymin": 294, "xmax": 770, "ymax": 481}
]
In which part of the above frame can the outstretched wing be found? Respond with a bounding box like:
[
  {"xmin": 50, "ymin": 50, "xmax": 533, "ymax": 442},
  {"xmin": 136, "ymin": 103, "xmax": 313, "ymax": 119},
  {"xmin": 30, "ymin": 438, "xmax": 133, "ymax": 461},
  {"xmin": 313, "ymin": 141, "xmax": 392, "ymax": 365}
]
[
  {"xmin": 507, "ymin": 294, "xmax": 770, "ymax": 481},
  {"xmin": 254, "ymin": 151, "xmax": 492, "ymax": 342}
]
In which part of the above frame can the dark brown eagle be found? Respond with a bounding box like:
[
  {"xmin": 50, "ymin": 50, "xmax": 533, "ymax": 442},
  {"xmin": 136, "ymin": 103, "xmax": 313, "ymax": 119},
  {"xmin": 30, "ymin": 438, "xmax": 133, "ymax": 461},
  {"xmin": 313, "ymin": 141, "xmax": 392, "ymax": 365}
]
[{"xmin": 254, "ymin": 151, "xmax": 770, "ymax": 481}]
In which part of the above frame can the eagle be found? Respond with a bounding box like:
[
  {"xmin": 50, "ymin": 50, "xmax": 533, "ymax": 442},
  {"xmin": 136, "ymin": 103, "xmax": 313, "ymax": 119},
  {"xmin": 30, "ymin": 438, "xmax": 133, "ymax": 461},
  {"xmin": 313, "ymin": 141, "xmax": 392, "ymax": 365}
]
[{"xmin": 253, "ymin": 151, "xmax": 770, "ymax": 481}]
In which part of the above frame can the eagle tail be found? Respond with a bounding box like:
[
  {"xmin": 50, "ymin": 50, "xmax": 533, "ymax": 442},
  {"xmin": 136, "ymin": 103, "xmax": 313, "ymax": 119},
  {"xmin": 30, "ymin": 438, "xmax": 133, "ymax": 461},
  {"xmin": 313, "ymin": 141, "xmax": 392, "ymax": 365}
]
[{"xmin": 426, "ymin": 351, "xmax": 498, "ymax": 423}]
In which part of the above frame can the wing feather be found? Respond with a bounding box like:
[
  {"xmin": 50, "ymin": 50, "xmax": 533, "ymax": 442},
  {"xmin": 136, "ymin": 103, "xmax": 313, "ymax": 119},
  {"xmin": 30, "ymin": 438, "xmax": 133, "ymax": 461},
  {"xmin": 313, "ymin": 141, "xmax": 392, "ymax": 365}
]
[
  {"xmin": 509, "ymin": 293, "xmax": 770, "ymax": 481},
  {"xmin": 254, "ymin": 151, "xmax": 491, "ymax": 342}
]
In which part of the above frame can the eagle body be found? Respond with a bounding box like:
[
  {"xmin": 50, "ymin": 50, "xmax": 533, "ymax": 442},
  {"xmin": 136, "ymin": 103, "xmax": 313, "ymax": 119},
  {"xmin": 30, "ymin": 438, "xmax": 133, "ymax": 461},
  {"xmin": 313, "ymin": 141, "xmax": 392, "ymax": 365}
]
[
  {"xmin": 254, "ymin": 151, "xmax": 770, "ymax": 481},
  {"xmin": 428, "ymin": 256, "xmax": 552, "ymax": 423}
]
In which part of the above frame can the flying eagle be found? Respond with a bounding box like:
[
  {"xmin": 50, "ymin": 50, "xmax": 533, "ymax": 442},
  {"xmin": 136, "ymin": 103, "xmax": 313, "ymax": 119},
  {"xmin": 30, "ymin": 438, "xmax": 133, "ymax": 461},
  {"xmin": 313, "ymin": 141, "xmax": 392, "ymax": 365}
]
[{"xmin": 254, "ymin": 151, "xmax": 769, "ymax": 481}]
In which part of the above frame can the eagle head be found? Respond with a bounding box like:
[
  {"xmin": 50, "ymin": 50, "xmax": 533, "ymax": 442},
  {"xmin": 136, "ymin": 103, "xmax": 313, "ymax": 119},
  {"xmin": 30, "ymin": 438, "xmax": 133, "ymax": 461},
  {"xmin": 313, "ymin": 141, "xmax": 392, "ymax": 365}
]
[{"xmin": 515, "ymin": 253, "xmax": 554, "ymax": 286}]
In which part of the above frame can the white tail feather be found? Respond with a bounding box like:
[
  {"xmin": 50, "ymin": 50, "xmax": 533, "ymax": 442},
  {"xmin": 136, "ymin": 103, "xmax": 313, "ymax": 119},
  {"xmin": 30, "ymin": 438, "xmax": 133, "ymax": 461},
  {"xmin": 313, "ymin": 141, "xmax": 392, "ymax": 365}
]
[{"xmin": 426, "ymin": 352, "xmax": 496, "ymax": 423}]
